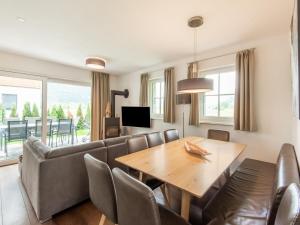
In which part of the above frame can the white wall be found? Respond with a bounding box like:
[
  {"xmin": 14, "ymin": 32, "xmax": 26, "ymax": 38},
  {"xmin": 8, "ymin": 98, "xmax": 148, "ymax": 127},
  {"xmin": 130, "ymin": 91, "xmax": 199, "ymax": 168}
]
[
  {"xmin": 0, "ymin": 51, "xmax": 92, "ymax": 83},
  {"xmin": 115, "ymin": 34, "xmax": 293, "ymax": 163}
]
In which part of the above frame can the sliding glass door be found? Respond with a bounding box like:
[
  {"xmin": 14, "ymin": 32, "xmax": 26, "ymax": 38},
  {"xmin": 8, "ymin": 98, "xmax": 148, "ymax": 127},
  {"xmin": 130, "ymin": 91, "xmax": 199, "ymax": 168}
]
[
  {"xmin": 0, "ymin": 75, "xmax": 43, "ymax": 163},
  {"xmin": 0, "ymin": 74, "xmax": 91, "ymax": 165},
  {"xmin": 47, "ymin": 81, "xmax": 91, "ymax": 147}
]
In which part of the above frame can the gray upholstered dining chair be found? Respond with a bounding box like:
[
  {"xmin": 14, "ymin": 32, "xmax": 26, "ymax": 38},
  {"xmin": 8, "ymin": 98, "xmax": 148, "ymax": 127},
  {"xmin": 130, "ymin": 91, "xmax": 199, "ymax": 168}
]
[
  {"xmin": 112, "ymin": 168, "xmax": 191, "ymax": 225},
  {"xmin": 146, "ymin": 131, "xmax": 164, "ymax": 148},
  {"xmin": 84, "ymin": 154, "xmax": 118, "ymax": 225},
  {"xmin": 164, "ymin": 129, "xmax": 180, "ymax": 143},
  {"xmin": 127, "ymin": 136, "xmax": 163, "ymax": 190},
  {"xmin": 207, "ymin": 129, "xmax": 230, "ymax": 142}
]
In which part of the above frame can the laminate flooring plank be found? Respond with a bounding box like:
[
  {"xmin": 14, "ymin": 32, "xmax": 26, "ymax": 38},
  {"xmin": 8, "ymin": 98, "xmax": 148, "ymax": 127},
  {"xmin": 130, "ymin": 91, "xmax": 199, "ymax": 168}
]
[{"xmin": 0, "ymin": 165, "xmax": 30, "ymax": 225}]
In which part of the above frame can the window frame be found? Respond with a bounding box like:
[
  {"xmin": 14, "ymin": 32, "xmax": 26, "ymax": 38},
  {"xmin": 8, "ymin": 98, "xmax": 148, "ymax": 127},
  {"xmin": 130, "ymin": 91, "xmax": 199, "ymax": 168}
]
[
  {"xmin": 199, "ymin": 66, "xmax": 236, "ymax": 125},
  {"xmin": 148, "ymin": 77, "xmax": 164, "ymax": 120}
]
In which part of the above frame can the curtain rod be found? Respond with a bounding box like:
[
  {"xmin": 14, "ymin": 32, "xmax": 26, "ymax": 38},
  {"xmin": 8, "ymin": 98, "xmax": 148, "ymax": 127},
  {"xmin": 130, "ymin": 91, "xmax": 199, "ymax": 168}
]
[
  {"xmin": 188, "ymin": 47, "xmax": 256, "ymax": 64},
  {"xmin": 146, "ymin": 47, "xmax": 255, "ymax": 74}
]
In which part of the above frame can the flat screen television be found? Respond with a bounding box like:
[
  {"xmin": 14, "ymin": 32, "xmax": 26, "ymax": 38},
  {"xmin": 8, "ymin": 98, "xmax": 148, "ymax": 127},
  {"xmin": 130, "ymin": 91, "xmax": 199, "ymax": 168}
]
[{"xmin": 121, "ymin": 106, "xmax": 151, "ymax": 128}]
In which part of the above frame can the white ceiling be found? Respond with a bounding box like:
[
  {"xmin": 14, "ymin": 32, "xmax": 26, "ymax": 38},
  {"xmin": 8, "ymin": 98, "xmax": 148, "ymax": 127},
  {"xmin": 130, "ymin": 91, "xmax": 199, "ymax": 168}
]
[{"xmin": 0, "ymin": 0, "xmax": 294, "ymax": 75}]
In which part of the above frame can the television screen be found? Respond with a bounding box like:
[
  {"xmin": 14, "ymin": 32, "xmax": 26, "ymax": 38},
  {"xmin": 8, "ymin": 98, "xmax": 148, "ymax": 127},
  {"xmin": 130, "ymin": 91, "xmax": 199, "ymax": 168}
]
[{"xmin": 121, "ymin": 106, "xmax": 151, "ymax": 128}]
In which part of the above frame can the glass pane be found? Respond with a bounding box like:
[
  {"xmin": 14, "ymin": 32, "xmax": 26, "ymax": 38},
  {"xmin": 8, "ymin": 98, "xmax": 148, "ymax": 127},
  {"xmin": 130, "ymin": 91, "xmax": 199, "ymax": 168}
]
[
  {"xmin": 155, "ymin": 82, "xmax": 161, "ymax": 98},
  {"xmin": 47, "ymin": 82, "xmax": 91, "ymax": 146},
  {"xmin": 205, "ymin": 74, "xmax": 219, "ymax": 95},
  {"xmin": 161, "ymin": 81, "xmax": 164, "ymax": 96},
  {"xmin": 152, "ymin": 98, "xmax": 160, "ymax": 114},
  {"xmin": 204, "ymin": 96, "xmax": 218, "ymax": 117},
  {"xmin": 220, "ymin": 95, "xmax": 234, "ymax": 117},
  {"xmin": 160, "ymin": 98, "xmax": 164, "ymax": 114},
  {"xmin": 0, "ymin": 76, "xmax": 42, "ymax": 162},
  {"xmin": 220, "ymin": 71, "xmax": 235, "ymax": 94}
]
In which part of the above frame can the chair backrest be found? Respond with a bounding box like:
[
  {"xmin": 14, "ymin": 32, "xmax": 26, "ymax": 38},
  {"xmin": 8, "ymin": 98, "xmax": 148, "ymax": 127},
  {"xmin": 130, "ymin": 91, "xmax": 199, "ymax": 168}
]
[
  {"xmin": 164, "ymin": 129, "xmax": 179, "ymax": 143},
  {"xmin": 35, "ymin": 119, "xmax": 52, "ymax": 137},
  {"xmin": 207, "ymin": 129, "xmax": 230, "ymax": 142},
  {"xmin": 273, "ymin": 183, "xmax": 300, "ymax": 225},
  {"xmin": 112, "ymin": 168, "xmax": 161, "ymax": 225},
  {"xmin": 7, "ymin": 120, "xmax": 28, "ymax": 141},
  {"xmin": 84, "ymin": 154, "xmax": 118, "ymax": 224},
  {"xmin": 57, "ymin": 119, "xmax": 72, "ymax": 134},
  {"xmin": 24, "ymin": 116, "xmax": 41, "ymax": 124},
  {"xmin": 146, "ymin": 132, "xmax": 164, "ymax": 147},
  {"xmin": 127, "ymin": 135, "xmax": 149, "ymax": 154},
  {"xmin": 267, "ymin": 143, "xmax": 300, "ymax": 225}
]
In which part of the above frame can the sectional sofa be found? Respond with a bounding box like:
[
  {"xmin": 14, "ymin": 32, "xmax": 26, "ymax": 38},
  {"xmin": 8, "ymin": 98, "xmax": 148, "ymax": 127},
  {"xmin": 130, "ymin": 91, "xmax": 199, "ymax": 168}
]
[{"xmin": 21, "ymin": 135, "xmax": 132, "ymax": 222}]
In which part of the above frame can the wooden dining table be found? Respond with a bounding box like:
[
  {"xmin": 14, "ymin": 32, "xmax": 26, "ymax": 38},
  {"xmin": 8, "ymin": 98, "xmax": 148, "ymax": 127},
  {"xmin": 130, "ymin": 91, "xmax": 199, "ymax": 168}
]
[{"xmin": 116, "ymin": 136, "xmax": 246, "ymax": 221}]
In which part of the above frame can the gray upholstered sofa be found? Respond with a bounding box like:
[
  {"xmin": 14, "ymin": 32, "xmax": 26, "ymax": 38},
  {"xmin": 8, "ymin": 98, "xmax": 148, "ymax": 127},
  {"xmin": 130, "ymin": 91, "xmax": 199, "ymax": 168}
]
[{"xmin": 21, "ymin": 135, "xmax": 132, "ymax": 222}]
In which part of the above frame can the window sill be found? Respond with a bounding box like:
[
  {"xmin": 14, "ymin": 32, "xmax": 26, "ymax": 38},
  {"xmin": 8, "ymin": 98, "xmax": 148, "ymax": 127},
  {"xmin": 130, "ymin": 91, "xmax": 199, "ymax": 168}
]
[{"xmin": 199, "ymin": 120, "xmax": 233, "ymax": 126}]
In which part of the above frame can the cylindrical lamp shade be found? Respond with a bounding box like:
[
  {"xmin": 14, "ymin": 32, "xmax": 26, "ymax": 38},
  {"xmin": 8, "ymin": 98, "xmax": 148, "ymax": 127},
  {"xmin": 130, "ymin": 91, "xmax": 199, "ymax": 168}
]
[
  {"xmin": 176, "ymin": 94, "xmax": 191, "ymax": 105},
  {"xmin": 86, "ymin": 57, "xmax": 105, "ymax": 70},
  {"xmin": 177, "ymin": 78, "xmax": 213, "ymax": 93}
]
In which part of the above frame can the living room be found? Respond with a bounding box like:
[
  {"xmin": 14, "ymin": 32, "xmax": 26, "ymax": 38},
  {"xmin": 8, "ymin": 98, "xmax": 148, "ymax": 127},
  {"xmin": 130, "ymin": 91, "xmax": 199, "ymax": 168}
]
[{"xmin": 0, "ymin": 0, "xmax": 299, "ymax": 225}]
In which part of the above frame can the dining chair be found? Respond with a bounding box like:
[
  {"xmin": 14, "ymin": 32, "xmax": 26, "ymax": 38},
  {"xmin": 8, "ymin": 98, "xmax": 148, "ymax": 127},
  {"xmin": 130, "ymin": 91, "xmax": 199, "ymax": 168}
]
[
  {"xmin": 4, "ymin": 120, "xmax": 28, "ymax": 156},
  {"xmin": 53, "ymin": 119, "xmax": 73, "ymax": 146},
  {"xmin": 207, "ymin": 129, "xmax": 230, "ymax": 142},
  {"xmin": 164, "ymin": 129, "xmax": 180, "ymax": 143},
  {"xmin": 84, "ymin": 154, "xmax": 118, "ymax": 225},
  {"xmin": 146, "ymin": 132, "xmax": 164, "ymax": 148},
  {"xmin": 127, "ymin": 136, "xmax": 163, "ymax": 190},
  {"xmin": 112, "ymin": 168, "xmax": 190, "ymax": 225},
  {"xmin": 34, "ymin": 119, "xmax": 53, "ymax": 145}
]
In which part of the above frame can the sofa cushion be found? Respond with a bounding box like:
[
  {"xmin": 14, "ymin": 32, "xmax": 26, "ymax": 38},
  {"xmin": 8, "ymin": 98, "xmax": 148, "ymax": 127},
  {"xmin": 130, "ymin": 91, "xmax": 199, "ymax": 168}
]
[
  {"xmin": 267, "ymin": 143, "xmax": 300, "ymax": 225},
  {"xmin": 203, "ymin": 159, "xmax": 276, "ymax": 225},
  {"xmin": 27, "ymin": 136, "xmax": 51, "ymax": 158},
  {"xmin": 47, "ymin": 140, "xmax": 105, "ymax": 159},
  {"xmin": 104, "ymin": 136, "xmax": 131, "ymax": 147}
]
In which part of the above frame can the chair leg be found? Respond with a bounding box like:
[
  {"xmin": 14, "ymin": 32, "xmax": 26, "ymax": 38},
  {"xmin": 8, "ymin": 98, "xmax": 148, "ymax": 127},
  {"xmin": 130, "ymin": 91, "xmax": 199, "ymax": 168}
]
[
  {"xmin": 99, "ymin": 214, "xmax": 106, "ymax": 225},
  {"xmin": 160, "ymin": 184, "xmax": 171, "ymax": 208}
]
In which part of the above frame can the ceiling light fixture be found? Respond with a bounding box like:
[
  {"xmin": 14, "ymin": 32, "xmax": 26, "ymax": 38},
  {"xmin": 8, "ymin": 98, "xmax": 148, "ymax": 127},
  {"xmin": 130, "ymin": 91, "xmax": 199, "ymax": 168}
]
[
  {"xmin": 177, "ymin": 16, "xmax": 213, "ymax": 94},
  {"xmin": 17, "ymin": 17, "xmax": 25, "ymax": 23},
  {"xmin": 85, "ymin": 57, "xmax": 106, "ymax": 70}
]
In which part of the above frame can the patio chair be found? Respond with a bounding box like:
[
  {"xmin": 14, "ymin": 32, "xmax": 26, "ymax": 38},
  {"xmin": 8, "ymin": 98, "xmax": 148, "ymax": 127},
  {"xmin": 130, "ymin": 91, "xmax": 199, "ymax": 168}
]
[
  {"xmin": 52, "ymin": 119, "xmax": 73, "ymax": 147},
  {"xmin": 3, "ymin": 120, "xmax": 28, "ymax": 156},
  {"xmin": 33, "ymin": 119, "xmax": 53, "ymax": 145}
]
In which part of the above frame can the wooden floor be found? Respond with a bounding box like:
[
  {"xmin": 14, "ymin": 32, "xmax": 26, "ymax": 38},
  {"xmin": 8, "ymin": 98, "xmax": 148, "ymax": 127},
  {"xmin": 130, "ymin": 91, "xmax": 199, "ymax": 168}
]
[{"xmin": 0, "ymin": 164, "xmax": 114, "ymax": 225}]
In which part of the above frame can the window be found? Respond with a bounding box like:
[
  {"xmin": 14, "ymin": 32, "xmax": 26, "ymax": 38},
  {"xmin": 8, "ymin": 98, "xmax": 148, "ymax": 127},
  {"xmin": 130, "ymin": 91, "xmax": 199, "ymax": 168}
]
[
  {"xmin": 200, "ymin": 67, "xmax": 236, "ymax": 124},
  {"xmin": 2, "ymin": 94, "xmax": 17, "ymax": 110},
  {"xmin": 149, "ymin": 78, "xmax": 164, "ymax": 119},
  {"xmin": 47, "ymin": 81, "xmax": 91, "ymax": 144}
]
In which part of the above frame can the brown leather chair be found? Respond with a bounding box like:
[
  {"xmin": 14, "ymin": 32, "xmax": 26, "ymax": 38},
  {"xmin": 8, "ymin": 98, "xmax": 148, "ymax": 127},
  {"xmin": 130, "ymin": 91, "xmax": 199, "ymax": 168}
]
[
  {"xmin": 164, "ymin": 129, "xmax": 180, "ymax": 143},
  {"xmin": 127, "ymin": 136, "xmax": 163, "ymax": 190},
  {"xmin": 207, "ymin": 129, "xmax": 230, "ymax": 142},
  {"xmin": 127, "ymin": 135, "xmax": 149, "ymax": 154},
  {"xmin": 112, "ymin": 168, "xmax": 191, "ymax": 225},
  {"xmin": 146, "ymin": 132, "xmax": 164, "ymax": 147},
  {"xmin": 273, "ymin": 183, "xmax": 300, "ymax": 225},
  {"xmin": 84, "ymin": 154, "xmax": 117, "ymax": 225}
]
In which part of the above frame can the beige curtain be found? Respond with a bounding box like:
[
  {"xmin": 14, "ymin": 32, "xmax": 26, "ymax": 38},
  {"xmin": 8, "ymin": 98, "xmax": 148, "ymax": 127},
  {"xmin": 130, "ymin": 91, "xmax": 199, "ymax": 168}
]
[
  {"xmin": 188, "ymin": 62, "xmax": 199, "ymax": 126},
  {"xmin": 91, "ymin": 72, "xmax": 110, "ymax": 141},
  {"xmin": 234, "ymin": 49, "xmax": 255, "ymax": 131},
  {"xmin": 164, "ymin": 67, "xmax": 175, "ymax": 123},
  {"xmin": 139, "ymin": 73, "xmax": 149, "ymax": 106}
]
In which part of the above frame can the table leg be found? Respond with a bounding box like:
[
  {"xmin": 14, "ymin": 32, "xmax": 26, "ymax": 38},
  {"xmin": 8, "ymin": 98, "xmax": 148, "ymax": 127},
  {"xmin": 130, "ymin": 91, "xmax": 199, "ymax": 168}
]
[
  {"xmin": 138, "ymin": 171, "xmax": 143, "ymax": 181},
  {"xmin": 181, "ymin": 191, "xmax": 191, "ymax": 221}
]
